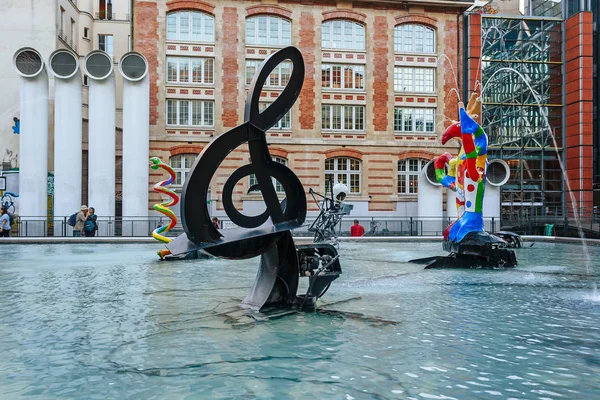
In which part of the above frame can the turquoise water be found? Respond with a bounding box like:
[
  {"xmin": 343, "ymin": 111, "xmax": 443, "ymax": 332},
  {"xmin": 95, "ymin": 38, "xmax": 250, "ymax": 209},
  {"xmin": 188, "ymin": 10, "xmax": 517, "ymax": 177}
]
[{"xmin": 1, "ymin": 241, "xmax": 599, "ymax": 399}]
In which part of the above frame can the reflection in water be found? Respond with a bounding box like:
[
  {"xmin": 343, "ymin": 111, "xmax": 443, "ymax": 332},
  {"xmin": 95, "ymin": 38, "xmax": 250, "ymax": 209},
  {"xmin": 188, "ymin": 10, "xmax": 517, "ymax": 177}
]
[{"xmin": 0, "ymin": 242, "xmax": 599, "ymax": 398}]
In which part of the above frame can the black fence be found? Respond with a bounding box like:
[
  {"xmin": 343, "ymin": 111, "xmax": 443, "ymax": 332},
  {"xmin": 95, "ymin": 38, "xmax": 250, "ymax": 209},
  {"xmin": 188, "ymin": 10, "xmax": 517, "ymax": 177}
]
[{"xmin": 7, "ymin": 215, "xmax": 600, "ymax": 239}]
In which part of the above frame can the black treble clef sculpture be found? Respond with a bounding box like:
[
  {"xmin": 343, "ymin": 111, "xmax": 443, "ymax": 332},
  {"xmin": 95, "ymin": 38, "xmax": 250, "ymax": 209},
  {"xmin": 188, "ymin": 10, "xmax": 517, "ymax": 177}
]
[{"xmin": 166, "ymin": 47, "xmax": 342, "ymax": 310}]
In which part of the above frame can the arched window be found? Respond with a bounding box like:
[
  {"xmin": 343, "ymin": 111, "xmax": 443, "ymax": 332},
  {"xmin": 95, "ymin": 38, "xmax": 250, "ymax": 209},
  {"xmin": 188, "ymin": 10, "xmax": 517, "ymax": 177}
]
[
  {"xmin": 325, "ymin": 157, "xmax": 361, "ymax": 194},
  {"xmin": 167, "ymin": 11, "xmax": 214, "ymax": 42},
  {"xmin": 246, "ymin": 15, "xmax": 291, "ymax": 46},
  {"xmin": 321, "ymin": 20, "xmax": 365, "ymax": 50},
  {"xmin": 394, "ymin": 24, "xmax": 435, "ymax": 53},
  {"xmin": 398, "ymin": 158, "xmax": 427, "ymax": 194},
  {"xmin": 249, "ymin": 157, "xmax": 287, "ymax": 193},
  {"xmin": 170, "ymin": 154, "xmax": 197, "ymax": 186}
]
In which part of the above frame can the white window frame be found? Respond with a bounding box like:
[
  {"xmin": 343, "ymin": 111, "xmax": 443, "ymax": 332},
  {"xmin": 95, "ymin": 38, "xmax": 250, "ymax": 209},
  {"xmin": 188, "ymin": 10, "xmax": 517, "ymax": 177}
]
[
  {"xmin": 394, "ymin": 67, "xmax": 435, "ymax": 93},
  {"xmin": 321, "ymin": 20, "xmax": 365, "ymax": 50},
  {"xmin": 322, "ymin": 105, "xmax": 365, "ymax": 131},
  {"xmin": 98, "ymin": 34, "xmax": 113, "ymax": 56},
  {"xmin": 249, "ymin": 156, "xmax": 288, "ymax": 193},
  {"xmin": 245, "ymin": 60, "xmax": 292, "ymax": 87},
  {"xmin": 394, "ymin": 24, "xmax": 435, "ymax": 54},
  {"xmin": 170, "ymin": 154, "xmax": 197, "ymax": 187},
  {"xmin": 167, "ymin": 11, "xmax": 215, "ymax": 43},
  {"xmin": 321, "ymin": 64, "xmax": 365, "ymax": 90},
  {"xmin": 167, "ymin": 57, "xmax": 214, "ymax": 85},
  {"xmin": 398, "ymin": 158, "xmax": 427, "ymax": 194},
  {"xmin": 166, "ymin": 99, "xmax": 214, "ymax": 127},
  {"xmin": 246, "ymin": 15, "xmax": 291, "ymax": 46},
  {"xmin": 259, "ymin": 103, "xmax": 291, "ymax": 130},
  {"xmin": 394, "ymin": 108, "xmax": 436, "ymax": 133},
  {"xmin": 325, "ymin": 157, "xmax": 361, "ymax": 194}
]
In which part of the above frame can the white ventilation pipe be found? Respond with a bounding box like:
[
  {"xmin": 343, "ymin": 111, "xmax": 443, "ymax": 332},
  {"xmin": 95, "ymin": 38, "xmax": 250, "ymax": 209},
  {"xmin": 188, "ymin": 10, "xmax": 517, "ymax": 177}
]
[
  {"xmin": 48, "ymin": 49, "xmax": 82, "ymax": 235},
  {"xmin": 83, "ymin": 51, "xmax": 115, "ymax": 231},
  {"xmin": 483, "ymin": 159, "xmax": 511, "ymax": 224},
  {"xmin": 417, "ymin": 160, "xmax": 444, "ymax": 235},
  {"xmin": 447, "ymin": 189, "xmax": 459, "ymax": 219},
  {"xmin": 119, "ymin": 52, "xmax": 149, "ymax": 236},
  {"xmin": 12, "ymin": 48, "xmax": 48, "ymax": 235}
]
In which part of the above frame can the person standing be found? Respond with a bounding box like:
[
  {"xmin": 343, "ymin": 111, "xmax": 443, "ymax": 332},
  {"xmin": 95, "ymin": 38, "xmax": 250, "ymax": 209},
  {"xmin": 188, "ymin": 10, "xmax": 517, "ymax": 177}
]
[
  {"xmin": 350, "ymin": 220, "xmax": 365, "ymax": 237},
  {"xmin": 74, "ymin": 205, "xmax": 87, "ymax": 237},
  {"xmin": 0, "ymin": 206, "xmax": 11, "ymax": 237},
  {"xmin": 212, "ymin": 217, "xmax": 220, "ymax": 229},
  {"xmin": 84, "ymin": 207, "xmax": 97, "ymax": 237}
]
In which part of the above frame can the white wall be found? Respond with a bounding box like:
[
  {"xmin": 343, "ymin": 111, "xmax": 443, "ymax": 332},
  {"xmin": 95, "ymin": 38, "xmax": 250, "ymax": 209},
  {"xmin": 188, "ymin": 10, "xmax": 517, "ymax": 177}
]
[{"xmin": 0, "ymin": 0, "xmax": 57, "ymax": 174}]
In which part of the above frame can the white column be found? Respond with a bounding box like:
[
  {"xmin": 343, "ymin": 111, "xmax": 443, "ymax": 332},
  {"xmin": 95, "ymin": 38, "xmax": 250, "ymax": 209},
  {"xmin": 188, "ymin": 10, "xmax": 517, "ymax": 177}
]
[
  {"xmin": 119, "ymin": 52, "xmax": 149, "ymax": 236},
  {"xmin": 84, "ymin": 51, "xmax": 115, "ymax": 234},
  {"xmin": 49, "ymin": 50, "xmax": 82, "ymax": 236},
  {"xmin": 13, "ymin": 48, "xmax": 48, "ymax": 236},
  {"xmin": 484, "ymin": 159, "xmax": 511, "ymax": 231},
  {"xmin": 447, "ymin": 189, "xmax": 459, "ymax": 219},
  {"xmin": 417, "ymin": 160, "xmax": 443, "ymax": 235}
]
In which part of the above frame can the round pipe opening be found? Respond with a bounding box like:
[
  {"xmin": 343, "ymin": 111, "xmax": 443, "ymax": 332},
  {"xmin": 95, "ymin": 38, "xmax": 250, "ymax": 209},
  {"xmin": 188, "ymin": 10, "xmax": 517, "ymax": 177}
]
[
  {"xmin": 118, "ymin": 52, "xmax": 148, "ymax": 81},
  {"xmin": 48, "ymin": 50, "xmax": 79, "ymax": 79},
  {"xmin": 83, "ymin": 51, "xmax": 114, "ymax": 80},
  {"xmin": 423, "ymin": 160, "xmax": 442, "ymax": 186},
  {"xmin": 486, "ymin": 159, "xmax": 510, "ymax": 187},
  {"xmin": 13, "ymin": 48, "xmax": 44, "ymax": 78}
]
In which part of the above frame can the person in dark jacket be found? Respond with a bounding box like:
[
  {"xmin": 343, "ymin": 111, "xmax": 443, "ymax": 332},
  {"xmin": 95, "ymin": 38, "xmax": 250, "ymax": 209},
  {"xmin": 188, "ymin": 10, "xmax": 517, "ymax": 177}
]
[{"xmin": 84, "ymin": 207, "xmax": 98, "ymax": 237}]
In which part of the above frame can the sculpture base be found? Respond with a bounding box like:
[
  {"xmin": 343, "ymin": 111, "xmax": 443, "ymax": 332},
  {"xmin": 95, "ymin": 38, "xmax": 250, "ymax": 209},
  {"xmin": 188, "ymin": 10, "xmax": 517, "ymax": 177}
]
[{"xmin": 411, "ymin": 231, "xmax": 518, "ymax": 269}]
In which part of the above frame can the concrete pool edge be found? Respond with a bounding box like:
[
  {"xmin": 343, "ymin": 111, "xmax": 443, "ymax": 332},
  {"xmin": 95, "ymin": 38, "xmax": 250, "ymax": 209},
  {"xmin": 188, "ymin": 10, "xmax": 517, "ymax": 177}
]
[{"xmin": 2, "ymin": 235, "xmax": 600, "ymax": 246}]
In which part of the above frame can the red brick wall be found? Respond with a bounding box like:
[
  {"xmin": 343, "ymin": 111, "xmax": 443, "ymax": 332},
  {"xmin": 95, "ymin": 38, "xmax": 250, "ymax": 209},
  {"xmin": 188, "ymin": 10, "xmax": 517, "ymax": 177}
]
[
  {"xmin": 221, "ymin": 7, "xmax": 239, "ymax": 128},
  {"xmin": 373, "ymin": 15, "xmax": 389, "ymax": 132},
  {"xmin": 466, "ymin": 14, "xmax": 481, "ymax": 96},
  {"xmin": 564, "ymin": 12, "xmax": 594, "ymax": 214},
  {"xmin": 298, "ymin": 11, "xmax": 316, "ymax": 130},
  {"xmin": 443, "ymin": 16, "xmax": 462, "ymax": 126},
  {"xmin": 322, "ymin": 10, "xmax": 366, "ymax": 23},
  {"xmin": 325, "ymin": 149, "xmax": 363, "ymax": 160},
  {"xmin": 398, "ymin": 150, "xmax": 437, "ymax": 160},
  {"xmin": 394, "ymin": 14, "xmax": 437, "ymax": 28},
  {"xmin": 247, "ymin": 5, "xmax": 291, "ymax": 18},
  {"xmin": 166, "ymin": 0, "xmax": 215, "ymax": 14},
  {"xmin": 135, "ymin": 1, "xmax": 159, "ymax": 125}
]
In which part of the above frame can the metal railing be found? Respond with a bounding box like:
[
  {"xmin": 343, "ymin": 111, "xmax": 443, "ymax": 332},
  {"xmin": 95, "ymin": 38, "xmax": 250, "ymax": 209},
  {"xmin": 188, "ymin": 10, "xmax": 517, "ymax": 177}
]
[
  {"xmin": 95, "ymin": 12, "xmax": 130, "ymax": 21},
  {"xmin": 7, "ymin": 215, "xmax": 599, "ymax": 238}
]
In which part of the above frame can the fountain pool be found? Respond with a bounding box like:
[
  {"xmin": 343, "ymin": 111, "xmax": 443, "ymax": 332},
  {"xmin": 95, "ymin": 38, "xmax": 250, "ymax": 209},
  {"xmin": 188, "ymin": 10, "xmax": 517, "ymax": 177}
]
[{"xmin": 1, "ymin": 241, "xmax": 599, "ymax": 399}]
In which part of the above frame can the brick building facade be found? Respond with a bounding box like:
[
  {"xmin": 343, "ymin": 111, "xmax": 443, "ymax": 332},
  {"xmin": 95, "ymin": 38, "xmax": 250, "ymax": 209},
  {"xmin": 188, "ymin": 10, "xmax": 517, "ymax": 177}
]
[{"xmin": 134, "ymin": 0, "xmax": 472, "ymax": 218}]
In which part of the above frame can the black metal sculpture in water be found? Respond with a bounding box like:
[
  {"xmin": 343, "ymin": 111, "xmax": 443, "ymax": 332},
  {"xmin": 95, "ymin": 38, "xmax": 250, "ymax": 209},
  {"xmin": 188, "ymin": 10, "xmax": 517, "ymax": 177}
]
[
  {"xmin": 308, "ymin": 178, "xmax": 353, "ymax": 244},
  {"xmin": 166, "ymin": 46, "xmax": 341, "ymax": 310}
]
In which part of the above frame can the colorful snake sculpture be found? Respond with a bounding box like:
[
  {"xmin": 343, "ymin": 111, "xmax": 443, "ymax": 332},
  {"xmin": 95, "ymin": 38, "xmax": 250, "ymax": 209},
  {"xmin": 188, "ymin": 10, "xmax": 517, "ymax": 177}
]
[
  {"xmin": 150, "ymin": 157, "xmax": 180, "ymax": 259},
  {"xmin": 434, "ymin": 93, "xmax": 488, "ymax": 243}
]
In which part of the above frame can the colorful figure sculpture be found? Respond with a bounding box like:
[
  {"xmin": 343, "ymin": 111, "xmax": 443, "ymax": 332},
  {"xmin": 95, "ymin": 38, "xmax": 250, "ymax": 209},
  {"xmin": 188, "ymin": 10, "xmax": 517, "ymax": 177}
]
[
  {"xmin": 149, "ymin": 157, "xmax": 179, "ymax": 259},
  {"xmin": 435, "ymin": 93, "xmax": 488, "ymax": 243},
  {"xmin": 413, "ymin": 94, "xmax": 518, "ymax": 268}
]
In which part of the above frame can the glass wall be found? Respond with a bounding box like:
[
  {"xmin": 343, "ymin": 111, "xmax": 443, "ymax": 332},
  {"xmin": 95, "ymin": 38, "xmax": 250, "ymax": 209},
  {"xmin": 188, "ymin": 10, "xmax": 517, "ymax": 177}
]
[{"xmin": 480, "ymin": 15, "xmax": 564, "ymax": 219}]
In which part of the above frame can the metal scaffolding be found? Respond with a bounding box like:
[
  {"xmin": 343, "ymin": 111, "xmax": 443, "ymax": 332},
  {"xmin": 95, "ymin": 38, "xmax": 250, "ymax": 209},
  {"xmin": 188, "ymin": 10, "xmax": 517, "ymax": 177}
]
[{"xmin": 479, "ymin": 15, "xmax": 564, "ymax": 219}]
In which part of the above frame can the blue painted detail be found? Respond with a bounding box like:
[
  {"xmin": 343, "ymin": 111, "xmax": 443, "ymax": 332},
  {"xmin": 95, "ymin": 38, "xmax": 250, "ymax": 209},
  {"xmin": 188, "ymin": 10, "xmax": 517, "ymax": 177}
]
[
  {"xmin": 12, "ymin": 118, "xmax": 20, "ymax": 134},
  {"xmin": 459, "ymin": 108, "xmax": 478, "ymax": 134},
  {"xmin": 448, "ymin": 211, "xmax": 484, "ymax": 243},
  {"xmin": 466, "ymin": 200, "xmax": 472, "ymax": 208}
]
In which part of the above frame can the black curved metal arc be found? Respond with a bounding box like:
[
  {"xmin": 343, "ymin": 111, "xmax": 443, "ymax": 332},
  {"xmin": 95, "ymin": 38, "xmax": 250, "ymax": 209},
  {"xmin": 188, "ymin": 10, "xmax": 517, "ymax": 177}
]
[
  {"xmin": 244, "ymin": 46, "xmax": 304, "ymax": 131},
  {"xmin": 181, "ymin": 123, "xmax": 248, "ymax": 244},
  {"xmin": 181, "ymin": 46, "xmax": 307, "ymax": 247}
]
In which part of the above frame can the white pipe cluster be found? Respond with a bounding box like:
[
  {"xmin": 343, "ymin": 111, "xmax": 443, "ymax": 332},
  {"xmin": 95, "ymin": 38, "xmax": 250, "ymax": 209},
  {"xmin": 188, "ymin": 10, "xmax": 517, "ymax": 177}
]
[
  {"xmin": 13, "ymin": 48, "xmax": 150, "ymax": 235},
  {"xmin": 12, "ymin": 48, "xmax": 48, "ymax": 235}
]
